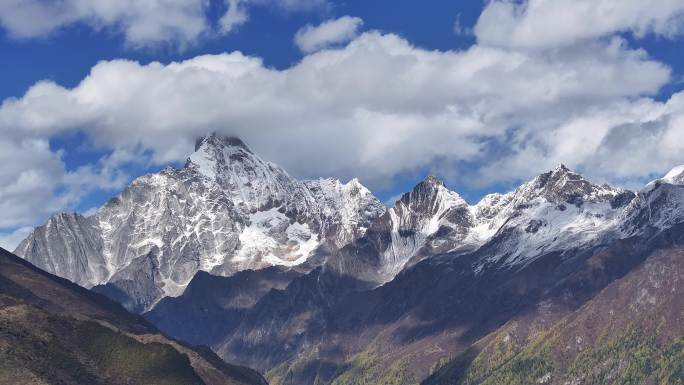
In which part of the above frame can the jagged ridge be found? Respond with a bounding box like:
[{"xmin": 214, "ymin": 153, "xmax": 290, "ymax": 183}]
[{"xmin": 15, "ymin": 133, "xmax": 385, "ymax": 312}]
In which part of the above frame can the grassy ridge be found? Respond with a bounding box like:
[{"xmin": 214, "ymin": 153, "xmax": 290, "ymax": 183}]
[
  {"xmin": 425, "ymin": 246, "xmax": 684, "ymax": 385},
  {"xmin": 0, "ymin": 297, "xmax": 203, "ymax": 385},
  {"xmin": 448, "ymin": 330, "xmax": 684, "ymax": 385},
  {"xmin": 0, "ymin": 247, "xmax": 268, "ymax": 385}
]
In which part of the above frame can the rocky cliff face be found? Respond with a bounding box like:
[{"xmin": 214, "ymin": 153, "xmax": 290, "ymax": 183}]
[
  {"xmin": 15, "ymin": 134, "xmax": 385, "ymax": 312},
  {"xmin": 326, "ymin": 164, "xmax": 635, "ymax": 286},
  {"xmin": 325, "ymin": 174, "xmax": 479, "ymax": 285}
]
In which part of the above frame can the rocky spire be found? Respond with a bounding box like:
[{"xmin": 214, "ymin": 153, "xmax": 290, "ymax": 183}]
[
  {"xmin": 194, "ymin": 133, "xmax": 253, "ymax": 153},
  {"xmin": 520, "ymin": 164, "xmax": 623, "ymax": 204}
]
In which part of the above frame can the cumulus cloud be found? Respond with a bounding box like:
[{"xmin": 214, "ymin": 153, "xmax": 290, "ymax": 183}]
[
  {"xmin": 0, "ymin": 130, "xmax": 132, "ymax": 232},
  {"xmin": 295, "ymin": 15, "xmax": 364, "ymax": 52},
  {"xmin": 0, "ymin": 0, "xmax": 329, "ymax": 48},
  {"xmin": 219, "ymin": 0, "xmax": 250, "ymax": 33},
  {"xmin": 0, "ymin": 0, "xmax": 210, "ymax": 48},
  {"xmin": 1, "ymin": 1, "xmax": 683, "ymax": 246},
  {"xmin": 475, "ymin": 0, "xmax": 684, "ymax": 49},
  {"xmin": 0, "ymin": 137, "xmax": 68, "ymax": 228},
  {"xmin": 0, "ymin": 32, "xmax": 673, "ymax": 191},
  {"xmin": 473, "ymin": 95, "xmax": 684, "ymax": 187}
]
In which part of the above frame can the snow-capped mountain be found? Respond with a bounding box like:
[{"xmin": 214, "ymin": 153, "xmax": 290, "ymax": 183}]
[
  {"xmin": 14, "ymin": 132, "xmax": 684, "ymax": 314},
  {"xmin": 471, "ymin": 164, "xmax": 634, "ymax": 271},
  {"xmin": 327, "ymin": 175, "xmax": 481, "ymax": 285},
  {"xmin": 14, "ymin": 134, "xmax": 385, "ymax": 312},
  {"xmin": 327, "ymin": 164, "xmax": 684, "ymax": 285},
  {"xmin": 621, "ymin": 164, "xmax": 684, "ymax": 235},
  {"xmin": 457, "ymin": 164, "xmax": 683, "ymax": 274}
]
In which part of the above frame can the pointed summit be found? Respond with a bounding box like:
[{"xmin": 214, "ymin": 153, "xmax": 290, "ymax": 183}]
[
  {"xmin": 398, "ymin": 175, "xmax": 448, "ymax": 202},
  {"xmin": 186, "ymin": 133, "xmax": 299, "ymax": 210},
  {"xmin": 422, "ymin": 174, "xmax": 445, "ymax": 187},
  {"xmin": 342, "ymin": 177, "xmax": 373, "ymax": 196},
  {"xmin": 365, "ymin": 173, "xmax": 474, "ymax": 284},
  {"xmin": 194, "ymin": 132, "xmax": 252, "ymax": 153},
  {"xmin": 400, "ymin": 175, "xmax": 446, "ymax": 203},
  {"xmin": 187, "ymin": 133, "xmax": 259, "ymax": 180},
  {"xmin": 398, "ymin": 174, "xmax": 466, "ymax": 212},
  {"xmin": 554, "ymin": 163, "xmax": 571, "ymax": 173},
  {"xmin": 347, "ymin": 177, "xmax": 362, "ymax": 188},
  {"xmin": 523, "ymin": 164, "xmax": 622, "ymax": 204}
]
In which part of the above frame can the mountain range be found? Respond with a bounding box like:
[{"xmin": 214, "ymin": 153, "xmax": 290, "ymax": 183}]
[
  {"xmin": 15, "ymin": 134, "xmax": 384, "ymax": 313},
  {"xmin": 12, "ymin": 134, "xmax": 684, "ymax": 385}
]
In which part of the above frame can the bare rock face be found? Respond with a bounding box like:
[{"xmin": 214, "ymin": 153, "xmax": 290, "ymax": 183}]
[
  {"xmin": 325, "ymin": 174, "xmax": 479, "ymax": 285},
  {"xmin": 327, "ymin": 165, "xmax": 639, "ymax": 286},
  {"xmin": 14, "ymin": 213, "xmax": 107, "ymax": 287},
  {"xmin": 14, "ymin": 133, "xmax": 385, "ymax": 312}
]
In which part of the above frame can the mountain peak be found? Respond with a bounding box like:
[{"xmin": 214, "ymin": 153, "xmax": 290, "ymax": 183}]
[
  {"xmin": 348, "ymin": 177, "xmax": 362, "ymax": 186},
  {"xmin": 185, "ymin": 133, "xmax": 305, "ymax": 213},
  {"xmin": 397, "ymin": 174, "xmax": 465, "ymax": 211},
  {"xmin": 422, "ymin": 175, "xmax": 446, "ymax": 187},
  {"xmin": 553, "ymin": 163, "xmax": 571, "ymax": 173},
  {"xmin": 194, "ymin": 133, "xmax": 252, "ymax": 153},
  {"xmin": 523, "ymin": 165, "xmax": 621, "ymax": 204},
  {"xmin": 187, "ymin": 133, "xmax": 262, "ymax": 181},
  {"xmin": 343, "ymin": 177, "xmax": 371, "ymax": 195},
  {"xmin": 535, "ymin": 164, "xmax": 582, "ymax": 188},
  {"xmin": 662, "ymin": 165, "xmax": 684, "ymax": 185}
]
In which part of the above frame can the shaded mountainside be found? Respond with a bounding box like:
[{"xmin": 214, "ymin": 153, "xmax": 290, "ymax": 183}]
[
  {"xmin": 147, "ymin": 266, "xmax": 303, "ymax": 347},
  {"xmin": 212, "ymin": 226, "xmax": 676, "ymax": 385},
  {"xmin": 0, "ymin": 247, "xmax": 267, "ymax": 385},
  {"xmin": 424, "ymin": 233, "xmax": 684, "ymax": 385},
  {"xmin": 146, "ymin": 166, "xmax": 684, "ymax": 385}
]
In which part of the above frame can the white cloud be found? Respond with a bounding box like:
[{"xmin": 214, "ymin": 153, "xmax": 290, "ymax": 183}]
[
  {"xmin": 219, "ymin": 0, "xmax": 250, "ymax": 33},
  {"xmin": 0, "ymin": 32, "xmax": 673, "ymax": 194},
  {"xmin": 453, "ymin": 13, "xmax": 471, "ymax": 36},
  {"xmin": 475, "ymin": 0, "xmax": 684, "ymax": 49},
  {"xmin": 0, "ymin": 137, "xmax": 68, "ymax": 228},
  {"xmin": 473, "ymin": 95, "xmax": 684, "ymax": 187},
  {"xmin": 0, "ymin": 0, "xmax": 329, "ymax": 48},
  {"xmin": 0, "ymin": 132, "xmax": 132, "ymax": 230},
  {"xmin": 294, "ymin": 15, "xmax": 364, "ymax": 53},
  {"xmin": 0, "ymin": 0, "xmax": 210, "ymax": 48},
  {"xmin": 1, "ymin": 1, "xmax": 683, "ymax": 235}
]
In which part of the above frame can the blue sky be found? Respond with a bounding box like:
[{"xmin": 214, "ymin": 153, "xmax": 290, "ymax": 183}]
[
  {"xmin": 0, "ymin": 0, "xmax": 483, "ymax": 202},
  {"xmin": 0, "ymin": 1, "xmax": 482, "ymax": 100},
  {"xmin": 1, "ymin": 0, "xmax": 684, "ymax": 248}
]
